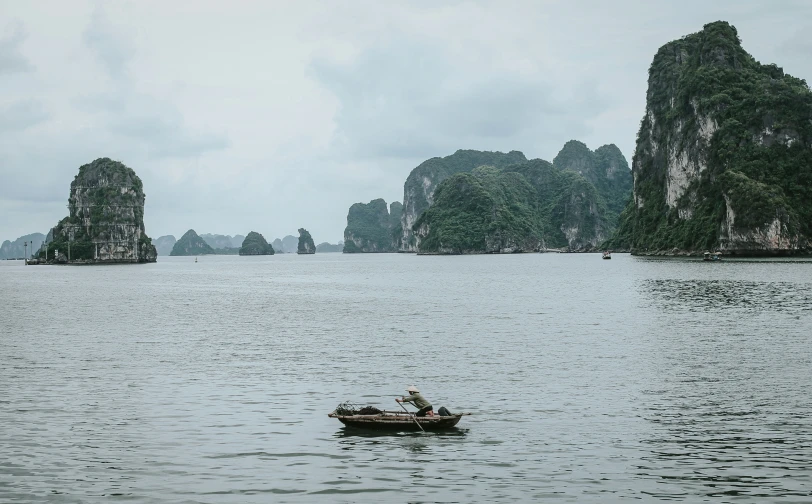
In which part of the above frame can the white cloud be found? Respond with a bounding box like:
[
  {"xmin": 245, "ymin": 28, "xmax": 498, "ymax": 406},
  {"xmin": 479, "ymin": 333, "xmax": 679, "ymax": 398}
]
[
  {"xmin": 0, "ymin": 99, "xmax": 49, "ymax": 132},
  {"xmin": 0, "ymin": 23, "xmax": 33, "ymax": 75}
]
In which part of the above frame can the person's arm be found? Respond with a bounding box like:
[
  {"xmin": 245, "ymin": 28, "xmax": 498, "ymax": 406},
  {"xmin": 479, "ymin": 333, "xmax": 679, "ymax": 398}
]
[{"xmin": 397, "ymin": 395, "xmax": 416, "ymax": 404}]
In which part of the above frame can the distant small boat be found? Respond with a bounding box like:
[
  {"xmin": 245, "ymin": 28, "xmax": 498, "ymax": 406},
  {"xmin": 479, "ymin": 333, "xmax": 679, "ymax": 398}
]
[
  {"xmin": 195, "ymin": 257, "xmax": 198, "ymax": 263},
  {"xmin": 328, "ymin": 409, "xmax": 469, "ymax": 431},
  {"xmin": 602, "ymin": 251, "xmax": 611, "ymax": 260},
  {"xmin": 703, "ymin": 251, "xmax": 722, "ymax": 261}
]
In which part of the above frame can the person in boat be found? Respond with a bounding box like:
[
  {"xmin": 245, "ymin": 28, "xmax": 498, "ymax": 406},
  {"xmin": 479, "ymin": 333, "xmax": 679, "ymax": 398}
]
[{"xmin": 396, "ymin": 385, "xmax": 434, "ymax": 417}]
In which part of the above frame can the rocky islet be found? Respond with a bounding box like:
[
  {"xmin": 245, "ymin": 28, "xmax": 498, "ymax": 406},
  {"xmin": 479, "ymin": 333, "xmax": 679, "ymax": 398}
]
[
  {"xmin": 610, "ymin": 21, "xmax": 812, "ymax": 255},
  {"xmin": 38, "ymin": 158, "xmax": 157, "ymax": 264}
]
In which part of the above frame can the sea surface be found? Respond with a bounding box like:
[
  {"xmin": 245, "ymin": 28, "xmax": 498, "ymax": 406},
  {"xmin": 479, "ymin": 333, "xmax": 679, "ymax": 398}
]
[{"xmin": 1, "ymin": 253, "xmax": 811, "ymax": 503}]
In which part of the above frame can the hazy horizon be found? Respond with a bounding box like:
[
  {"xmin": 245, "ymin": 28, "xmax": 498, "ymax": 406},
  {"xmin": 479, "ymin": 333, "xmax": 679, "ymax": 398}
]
[{"xmin": 2, "ymin": 1, "xmax": 811, "ymax": 244}]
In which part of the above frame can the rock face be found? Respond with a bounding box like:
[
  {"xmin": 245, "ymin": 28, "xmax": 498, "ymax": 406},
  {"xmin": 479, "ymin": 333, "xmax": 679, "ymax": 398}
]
[
  {"xmin": 41, "ymin": 158, "xmax": 157, "ymax": 263},
  {"xmin": 553, "ymin": 141, "xmax": 633, "ymax": 219},
  {"xmin": 297, "ymin": 228, "xmax": 316, "ymax": 254},
  {"xmin": 343, "ymin": 199, "xmax": 403, "ymax": 253},
  {"xmin": 413, "ymin": 155, "xmax": 617, "ymax": 254},
  {"xmin": 0, "ymin": 233, "xmax": 45, "ymax": 259},
  {"xmin": 170, "ymin": 229, "xmax": 215, "ymax": 256},
  {"xmin": 152, "ymin": 235, "xmax": 176, "ymax": 256},
  {"xmin": 614, "ymin": 21, "xmax": 812, "ymax": 254},
  {"xmin": 400, "ymin": 149, "xmax": 528, "ymax": 251},
  {"xmin": 239, "ymin": 231, "xmax": 274, "ymax": 255}
]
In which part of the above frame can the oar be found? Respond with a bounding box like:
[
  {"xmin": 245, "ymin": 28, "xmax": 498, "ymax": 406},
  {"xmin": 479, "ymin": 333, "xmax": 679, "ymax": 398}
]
[{"xmin": 397, "ymin": 400, "xmax": 425, "ymax": 433}]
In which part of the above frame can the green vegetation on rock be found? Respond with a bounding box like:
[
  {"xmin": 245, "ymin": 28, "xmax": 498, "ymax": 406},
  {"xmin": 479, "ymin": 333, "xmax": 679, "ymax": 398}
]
[
  {"xmin": 400, "ymin": 150, "xmax": 529, "ymax": 251},
  {"xmin": 239, "ymin": 231, "xmax": 274, "ymax": 255},
  {"xmin": 609, "ymin": 21, "xmax": 812, "ymax": 254},
  {"xmin": 297, "ymin": 228, "xmax": 315, "ymax": 254},
  {"xmin": 553, "ymin": 141, "xmax": 632, "ymax": 220},
  {"xmin": 40, "ymin": 158, "xmax": 157, "ymax": 263},
  {"xmin": 170, "ymin": 229, "xmax": 215, "ymax": 256},
  {"xmin": 414, "ymin": 151, "xmax": 619, "ymax": 254},
  {"xmin": 343, "ymin": 199, "xmax": 402, "ymax": 253}
]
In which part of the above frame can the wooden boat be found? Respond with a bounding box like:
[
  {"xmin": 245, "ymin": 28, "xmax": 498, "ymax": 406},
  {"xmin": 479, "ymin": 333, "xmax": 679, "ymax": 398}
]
[
  {"xmin": 602, "ymin": 251, "xmax": 611, "ymax": 259},
  {"xmin": 328, "ymin": 410, "xmax": 469, "ymax": 431}
]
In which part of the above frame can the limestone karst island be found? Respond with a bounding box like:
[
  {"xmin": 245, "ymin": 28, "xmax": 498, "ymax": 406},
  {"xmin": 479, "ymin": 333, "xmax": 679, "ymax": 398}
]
[
  {"xmin": 31, "ymin": 158, "xmax": 158, "ymax": 264},
  {"xmin": 608, "ymin": 21, "xmax": 812, "ymax": 255}
]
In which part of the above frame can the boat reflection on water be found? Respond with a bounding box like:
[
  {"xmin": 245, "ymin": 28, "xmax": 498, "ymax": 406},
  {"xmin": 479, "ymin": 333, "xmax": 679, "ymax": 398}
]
[
  {"xmin": 333, "ymin": 426, "xmax": 468, "ymax": 439},
  {"xmin": 334, "ymin": 426, "xmax": 469, "ymax": 455}
]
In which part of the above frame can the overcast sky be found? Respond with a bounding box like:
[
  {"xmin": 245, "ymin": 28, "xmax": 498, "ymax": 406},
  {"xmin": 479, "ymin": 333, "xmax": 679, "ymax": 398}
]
[{"xmin": 1, "ymin": 1, "xmax": 811, "ymax": 243}]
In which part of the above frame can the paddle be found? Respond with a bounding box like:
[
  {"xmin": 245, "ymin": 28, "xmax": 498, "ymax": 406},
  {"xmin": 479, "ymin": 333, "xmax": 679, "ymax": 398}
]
[{"xmin": 396, "ymin": 399, "xmax": 425, "ymax": 433}]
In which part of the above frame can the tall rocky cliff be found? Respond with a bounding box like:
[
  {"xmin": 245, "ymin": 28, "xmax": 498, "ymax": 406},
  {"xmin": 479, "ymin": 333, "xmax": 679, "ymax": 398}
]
[
  {"xmin": 297, "ymin": 228, "xmax": 316, "ymax": 254},
  {"xmin": 170, "ymin": 229, "xmax": 214, "ymax": 256},
  {"xmin": 614, "ymin": 21, "xmax": 812, "ymax": 254},
  {"xmin": 42, "ymin": 158, "xmax": 157, "ymax": 263},
  {"xmin": 343, "ymin": 199, "xmax": 402, "ymax": 253},
  {"xmin": 400, "ymin": 150, "xmax": 528, "ymax": 251}
]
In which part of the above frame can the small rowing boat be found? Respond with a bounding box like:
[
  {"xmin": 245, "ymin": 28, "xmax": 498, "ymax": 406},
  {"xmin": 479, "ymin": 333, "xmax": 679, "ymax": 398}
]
[{"xmin": 328, "ymin": 409, "xmax": 469, "ymax": 431}]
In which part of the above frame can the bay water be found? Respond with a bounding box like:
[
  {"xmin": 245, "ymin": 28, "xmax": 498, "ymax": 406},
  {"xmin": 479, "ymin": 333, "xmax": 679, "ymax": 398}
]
[{"xmin": 1, "ymin": 253, "xmax": 810, "ymax": 503}]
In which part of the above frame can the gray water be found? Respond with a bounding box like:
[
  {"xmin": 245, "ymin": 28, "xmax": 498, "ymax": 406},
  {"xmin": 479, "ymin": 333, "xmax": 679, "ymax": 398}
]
[{"xmin": 1, "ymin": 253, "xmax": 810, "ymax": 503}]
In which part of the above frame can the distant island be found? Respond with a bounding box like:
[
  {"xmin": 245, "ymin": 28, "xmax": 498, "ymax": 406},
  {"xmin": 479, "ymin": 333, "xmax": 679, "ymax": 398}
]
[
  {"xmin": 35, "ymin": 158, "xmax": 157, "ymax": 264},
  {"xmin": 316, "ymin": 241, "xmax": 343, "ymax": 252},
  {"xmin": 607, "ymin": 21, "xmax": 812, "ymax": 255},
  {"xmin": 343, "ymin": 199, "xmax": 402, "ymax": 253},
  {"xmin": 1, "ymin": 233, "xmax": 45, "ymax": 260},
  {"xmin": 297, "ymin": 228, "xmax": 315, "ymax": 254},
  {"xmin": 239, "ymin": 231, "xmax": 274, "ymax": 255},
  {"xmin": 343, "ymin": 146, "xmax": 631, "ymax": 254},
  {"xmin": 200, "ymin": 233, "xmax": 244, "ymax": 250},
  {"xmin": 400, "ymin": 150, "xmax": 528, "ymax": 252},
  {"xmin": 272, "ymin": 235, "xmax": 298, "ymax": 254},
  {"xmin": 152, "ymin": 235, "xmax": 176, "ymax": 256},
  {"xmin": 170, "ymin": 229, "xmax": 215, "ymax": 256},
  {"xmin": 413, "ymin": 142, "xmax": 630, "ymax": 254}
]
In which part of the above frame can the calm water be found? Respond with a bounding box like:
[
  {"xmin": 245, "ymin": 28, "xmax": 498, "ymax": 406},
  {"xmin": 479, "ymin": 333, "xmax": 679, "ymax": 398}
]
[{"xmin": 1, "ymin": 253, "xmax": 810, "ymax": 503}]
